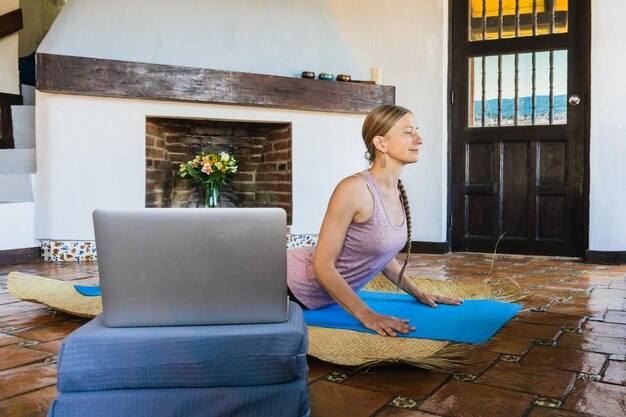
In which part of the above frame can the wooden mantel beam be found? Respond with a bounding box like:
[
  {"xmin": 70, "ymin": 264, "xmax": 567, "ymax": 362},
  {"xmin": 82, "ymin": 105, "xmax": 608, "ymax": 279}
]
[{"xmin": 36, "ymin": 53, "xmax": 395, "ymax": 114}]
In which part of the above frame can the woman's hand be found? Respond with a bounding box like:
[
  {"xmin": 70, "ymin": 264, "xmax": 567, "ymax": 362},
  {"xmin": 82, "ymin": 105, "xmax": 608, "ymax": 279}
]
[
  {"xmin": 413, "ymin": 290, "xmax": 463, "ymax": 308},
  {"xmin": 359, "ymin": 310, "xmax": 416, "ymax": 337}
]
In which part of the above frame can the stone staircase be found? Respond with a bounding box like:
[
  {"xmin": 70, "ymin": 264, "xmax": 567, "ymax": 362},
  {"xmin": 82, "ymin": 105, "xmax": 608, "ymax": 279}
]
[
  {"xmin": 0, "ymin": 84, "xmax": 36, "ymax": 203},
  {"xmin": 0, "ymin": 4, "xmax": 39, "ymax": 254},
  {"xmin": 0, "ymin": 84, "xmax": 38, "ymax": 252}
]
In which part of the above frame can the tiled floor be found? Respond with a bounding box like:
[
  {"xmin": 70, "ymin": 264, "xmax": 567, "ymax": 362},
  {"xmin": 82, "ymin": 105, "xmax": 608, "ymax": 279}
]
[{"xmin": 1, "ymin": 253, "xmax": 625, "ymax": 417}]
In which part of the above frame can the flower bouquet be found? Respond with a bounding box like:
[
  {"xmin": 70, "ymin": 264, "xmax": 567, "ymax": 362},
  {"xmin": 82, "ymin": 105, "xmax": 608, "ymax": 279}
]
[{"xmin": 179, "ymin": 151, "xmax": 238, "ymax": 207}]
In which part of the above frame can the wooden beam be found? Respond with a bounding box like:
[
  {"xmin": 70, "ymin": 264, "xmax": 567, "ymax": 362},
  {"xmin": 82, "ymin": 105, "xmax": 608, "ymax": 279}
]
[
  {"xmin": 0, "ymin": 92, "xmax": 23, "ymax": 149},
  {"xmin": 0, "ymin": 9, "xmax": 23, "ymax": 40},
  {"xmin": 0, "ymin": 247, "xmax": 40, "ymax": 265},
  {"xmin": 586, "ymin": 250, "xmax": 626, "ymax": 265},
  {"xmin": 37, "ymin": 53, "xmax": 395, "ymax": 114}
]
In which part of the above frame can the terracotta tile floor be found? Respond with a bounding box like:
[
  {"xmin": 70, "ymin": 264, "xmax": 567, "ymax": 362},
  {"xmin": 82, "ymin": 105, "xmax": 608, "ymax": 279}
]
[{"xmin": 1, "ymin": 253, "xmax": 625, "ymax": 417}]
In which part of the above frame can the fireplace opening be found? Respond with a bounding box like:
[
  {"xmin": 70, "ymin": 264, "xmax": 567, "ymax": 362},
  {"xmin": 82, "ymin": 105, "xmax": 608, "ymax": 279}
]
[{"xmin": 146, "ymin": 117, "xmax": 292, "ymax": 224}]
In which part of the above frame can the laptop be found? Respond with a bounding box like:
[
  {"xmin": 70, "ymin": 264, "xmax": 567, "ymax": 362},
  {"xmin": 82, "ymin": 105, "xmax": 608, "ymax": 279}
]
[{"xmin": 93, "ymin": 208, "xmax": 288, "ymax": 327}]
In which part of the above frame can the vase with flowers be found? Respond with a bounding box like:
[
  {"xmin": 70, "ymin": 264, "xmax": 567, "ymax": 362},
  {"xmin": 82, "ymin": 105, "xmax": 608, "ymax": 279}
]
[{"xmin": 178, "ymin": 151, "xmax": 238, "ymax": 207}]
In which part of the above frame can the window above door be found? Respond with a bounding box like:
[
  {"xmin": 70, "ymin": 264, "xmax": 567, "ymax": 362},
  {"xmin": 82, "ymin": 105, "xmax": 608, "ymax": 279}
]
[{"xmin": 469, "ymin": 0, "xmax": 568, "ymax": 41}]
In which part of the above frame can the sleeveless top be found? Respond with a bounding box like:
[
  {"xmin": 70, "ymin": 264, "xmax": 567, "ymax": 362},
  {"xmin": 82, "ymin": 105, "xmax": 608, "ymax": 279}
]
[{"xmin": 287, "ymin": 170, "xmax": 408, "ymax": 309}]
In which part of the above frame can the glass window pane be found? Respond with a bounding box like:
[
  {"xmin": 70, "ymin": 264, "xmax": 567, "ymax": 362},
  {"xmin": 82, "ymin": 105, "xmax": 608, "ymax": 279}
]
[
  {"xmin": 552, "ymin": 50, "xmax": 568, "ymax": 124},
  {"xmin": 468, "ymin": 50, "xmax": 567, "ymax": 127},
  {"xmin": 500, "ymin": 54, "xmax": 515, "ymax": 126},
  {"xmin": 484, "ymin": 55, "xmax": 499, "ymax": 127},
  {"xmin": 468, "ymin": 57, "xmax": 482, "ymax": 127},
  {"xmin": 517, "ymin": 52, "xmax": 534, "ymax": 125},
  {"xmin": 534, "ymin": 51, "xmax": 551, "ymax": 125}
]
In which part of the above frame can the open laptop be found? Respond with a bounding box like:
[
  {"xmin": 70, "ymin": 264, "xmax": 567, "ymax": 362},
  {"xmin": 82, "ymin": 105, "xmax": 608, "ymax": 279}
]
[{"xmin": 93, "ymin": 208, "xmax": 288, "ymax": 327}]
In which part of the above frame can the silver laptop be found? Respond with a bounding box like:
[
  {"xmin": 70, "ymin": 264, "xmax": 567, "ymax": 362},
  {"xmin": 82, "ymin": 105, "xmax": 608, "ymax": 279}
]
[{"xmin": 93, "ymin": 208, "xmax": 288, "ymax": 327}]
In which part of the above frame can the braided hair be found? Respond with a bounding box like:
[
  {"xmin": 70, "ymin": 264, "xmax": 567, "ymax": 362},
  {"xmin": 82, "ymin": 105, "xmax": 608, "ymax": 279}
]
[
  {"xmin": 397, "ymin": 179, "xmax": 412, "ymax": 290},
  {"xmin": 362, "ymin": 105, "xmax": 413, "ymax": 290}
]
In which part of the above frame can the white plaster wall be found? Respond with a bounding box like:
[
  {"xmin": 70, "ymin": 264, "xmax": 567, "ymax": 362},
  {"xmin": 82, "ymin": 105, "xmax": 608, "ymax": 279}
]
[
  {"xmin": 0, "ymin": 201, "xmax": 38, "ymax": 250},
  {"xmin": 34, "ymin": 0, "xmax": 624, "ymax": 252},
  {"xmin": 0, "ymin": 0, "xmax": 20, "ymax": 94},
  {"xmin": 589, "ymin": 0, "xmax": 626, "ymax": 251},
  {"xmin": 35, "ymin": 0, "xmax": 449, "ymax": 243},
  {"xmin": 38, "ymin": 0, "xmax": 361, "ymax": 79},
  {"xmin": 327, "ymin": 0, "xmax": 449, "ymax": 242},
  {"xmin": 35, "ymin": 92, "xmax": 367, "ymax": 240}
]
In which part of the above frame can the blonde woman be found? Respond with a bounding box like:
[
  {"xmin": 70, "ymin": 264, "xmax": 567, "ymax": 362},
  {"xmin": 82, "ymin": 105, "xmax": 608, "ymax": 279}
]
[{"xmin": 287, "ymin": 105, "xmax": 462, "ymax": 337}]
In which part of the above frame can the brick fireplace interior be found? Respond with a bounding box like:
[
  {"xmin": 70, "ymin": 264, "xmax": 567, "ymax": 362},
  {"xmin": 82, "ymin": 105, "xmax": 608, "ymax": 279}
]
[{"xmin": 146, "ymin": 117, "xmax": 292, "ymax": 224}]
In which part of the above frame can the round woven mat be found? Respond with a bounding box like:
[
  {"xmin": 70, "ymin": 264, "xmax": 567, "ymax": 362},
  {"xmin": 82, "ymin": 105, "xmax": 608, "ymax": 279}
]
[
  {"xmin": 7, "ymin": 272, "xmax": 102, "ymax": 318},
  {"xmin": 307, "ymin": 275, "xmax": 491, "ymax": 367}
]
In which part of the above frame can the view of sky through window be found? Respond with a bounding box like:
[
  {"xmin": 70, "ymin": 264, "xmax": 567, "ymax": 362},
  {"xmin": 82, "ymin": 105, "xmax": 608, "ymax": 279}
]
[{"xmin": 470, "ymin": 50, "xmax": 567, "ymax": 127}]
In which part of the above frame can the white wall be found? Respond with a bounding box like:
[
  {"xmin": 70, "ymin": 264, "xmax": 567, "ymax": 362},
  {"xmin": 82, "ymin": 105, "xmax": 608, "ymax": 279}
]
[
  {"xmin": 327, "ymin": 0, "xmax": 449, "ymax": 242},
  {"xmin": 589, "ymin": 0, "xmax": 626, "ymax": 251},
  {"xmin": 33, "ymin": 0, "xmax": 625, "ymax": 251},
  {"xmin": 0, "ymin": 202, "xmax": 38, "ymax": 250},
  {"xmin": 35, "ymin": 93, "xmax": 367, "ymax": 240},
  {"xmin": 0, "ymin": 0, "xmax": 20, "ymax": 94},
  {"xmin": 38, "ymin": 0, "xmax": 361, "ymax": 79},
  {"xmin": 35, "ymin": 0, "xmax": 447, "ymax": 243}
]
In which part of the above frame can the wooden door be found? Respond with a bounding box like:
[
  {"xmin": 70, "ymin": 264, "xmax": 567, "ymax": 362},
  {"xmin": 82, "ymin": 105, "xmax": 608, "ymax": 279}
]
[{"xmin": 450, "ymin": 0, "xmax": 590, "ymax": 256}]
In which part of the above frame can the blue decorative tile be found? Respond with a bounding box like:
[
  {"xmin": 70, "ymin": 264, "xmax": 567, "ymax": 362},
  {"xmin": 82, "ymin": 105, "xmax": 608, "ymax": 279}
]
[
  {"xmin": 40, "ymin": 235, "xmax": 319, "ymax": 262},
  {"xmin": 40, "ymin": 240, "xmax": 97, "ymax": 262},
  {"xmin": 286, "ymin": 234, "xmax": 318, "ymax": 249}
]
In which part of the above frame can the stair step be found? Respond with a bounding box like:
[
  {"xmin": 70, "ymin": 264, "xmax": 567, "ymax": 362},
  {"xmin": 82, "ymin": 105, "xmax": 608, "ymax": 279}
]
[
  {"xmin": 0, "ymin": 149, "xmax": 36, "ymax": 174},
  {"xmin": 21, "ymin": 84, "xmax": 36, "ymax": 105},
  {"xmin": 10, "ymin": 106, "xmax": 36, "ymax": 148},
  {"xmin": 12, "ymin": 127, "xmax": 35, "ymax": 149},
  {"xmin": 11, "ymin": 105, "xmax": 35, "ymax": 129},
  {"xmin": 0, "ymin": 175, "xmax": 33, "ymax": 203}
]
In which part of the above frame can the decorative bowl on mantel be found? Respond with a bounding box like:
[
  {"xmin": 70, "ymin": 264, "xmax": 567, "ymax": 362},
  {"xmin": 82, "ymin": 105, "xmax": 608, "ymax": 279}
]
[{"xmin": 318, "ymin": 72, "xmax": 334, "ymax": 81}]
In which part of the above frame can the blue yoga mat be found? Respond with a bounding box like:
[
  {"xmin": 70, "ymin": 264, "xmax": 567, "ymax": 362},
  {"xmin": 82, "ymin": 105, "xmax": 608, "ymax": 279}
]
[
  {"xmin": 303, "ymin": 291, "xmax": 521, "ymax": 344},
  {"xmin": 74, "ymin": 285, "xmax": 102, "ymax": 297}
]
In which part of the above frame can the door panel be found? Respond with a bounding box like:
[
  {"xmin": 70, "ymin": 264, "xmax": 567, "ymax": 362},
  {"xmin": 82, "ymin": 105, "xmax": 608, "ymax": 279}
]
[
  {"xmin": 503, "ymin": 142, "xmax": 528, "ymax": 238},
  {"xmin": 451, "ymin": 0, "xmax": 590, "ymax": 256}
]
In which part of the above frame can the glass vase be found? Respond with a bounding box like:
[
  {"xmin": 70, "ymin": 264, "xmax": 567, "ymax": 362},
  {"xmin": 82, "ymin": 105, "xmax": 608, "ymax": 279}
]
[{"xmin": 203, "ymin": 184, "xmax": 220, "ymax": 208}]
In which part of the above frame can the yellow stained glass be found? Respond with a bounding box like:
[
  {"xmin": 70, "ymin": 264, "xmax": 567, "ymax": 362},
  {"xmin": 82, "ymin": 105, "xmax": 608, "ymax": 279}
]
[
  {"xmin": 469, "ymin": 0, "xmax": 568, "ymax": 40},
  {"xmin": 470, "ymin": 0, "xmax": 567, "ymax": 18}
]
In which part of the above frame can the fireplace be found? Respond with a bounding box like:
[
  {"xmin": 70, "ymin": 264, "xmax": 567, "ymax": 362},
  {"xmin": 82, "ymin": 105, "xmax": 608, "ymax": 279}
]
[
  {"xmin": 146, "ymin": 117, "xmax": 292, "ymax": 223},
  {"xmin": 34, "ymin": 53, "xmax": 393, "ymax": 251}
]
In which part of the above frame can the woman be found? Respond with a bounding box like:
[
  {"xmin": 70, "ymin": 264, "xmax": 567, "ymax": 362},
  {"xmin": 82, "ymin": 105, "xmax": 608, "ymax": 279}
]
[{"xmin": 287, "ymin": 105, "xmax": 462, "ymax": 337}]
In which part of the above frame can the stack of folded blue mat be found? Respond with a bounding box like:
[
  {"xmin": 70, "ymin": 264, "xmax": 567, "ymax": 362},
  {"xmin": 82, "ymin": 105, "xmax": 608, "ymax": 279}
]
[{"xmin": 48, "ymin": 302, "xmax": 310, "ymax": 417}]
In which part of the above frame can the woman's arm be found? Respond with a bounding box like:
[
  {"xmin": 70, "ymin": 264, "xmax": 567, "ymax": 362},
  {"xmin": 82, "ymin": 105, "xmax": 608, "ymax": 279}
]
[
  {"xmin": 313, "ymin": 176, "xmax": 415, "ymax": 337},
  {"xmin": 381, "ymin": 258, "xmax": 463, "ymax": 306}
]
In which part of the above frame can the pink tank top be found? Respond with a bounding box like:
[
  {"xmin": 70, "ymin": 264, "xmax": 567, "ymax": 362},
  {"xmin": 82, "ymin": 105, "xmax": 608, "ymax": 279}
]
[{"xmin": 287, "ymin": 170, "xmax": 408, "ymax": 309}]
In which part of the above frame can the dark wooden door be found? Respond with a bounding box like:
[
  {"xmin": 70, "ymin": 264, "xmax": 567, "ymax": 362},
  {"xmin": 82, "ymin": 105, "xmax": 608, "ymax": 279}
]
[{"xmin": 450, "ymin": 0, "xmax": 590, "ymax": 256}]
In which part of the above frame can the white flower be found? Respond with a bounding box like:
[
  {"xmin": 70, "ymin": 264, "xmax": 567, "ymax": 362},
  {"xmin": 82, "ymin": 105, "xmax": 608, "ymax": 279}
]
[{"xmin": 220, "ymin": 152, "xmax": 230, "ymax": 162}]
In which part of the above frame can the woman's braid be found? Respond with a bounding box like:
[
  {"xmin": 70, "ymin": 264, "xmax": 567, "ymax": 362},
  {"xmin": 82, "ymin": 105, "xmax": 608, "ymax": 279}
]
[{"xmin": 397, "ymin": 179, "xmax": 412, "ymax": 290}]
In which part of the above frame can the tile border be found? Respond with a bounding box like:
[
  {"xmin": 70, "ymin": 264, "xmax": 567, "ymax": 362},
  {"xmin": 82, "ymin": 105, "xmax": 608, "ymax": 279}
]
[
  {"xmin": 40, "ymin": 241, "xmax": 97, "ymax": 262},
  {"xmin": 40, "ymin": 235, "xmax": 320, "ymax": 262}
]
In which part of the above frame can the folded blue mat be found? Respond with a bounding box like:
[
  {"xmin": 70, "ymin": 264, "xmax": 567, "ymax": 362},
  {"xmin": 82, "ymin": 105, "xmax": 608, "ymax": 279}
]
[
  {"xmin": 303, "ymin": 291, "xmax": 521, "ymax": 344},
  {"xmin": 73, "ymin": 285, "xmax": 101, "ymax": 297}
]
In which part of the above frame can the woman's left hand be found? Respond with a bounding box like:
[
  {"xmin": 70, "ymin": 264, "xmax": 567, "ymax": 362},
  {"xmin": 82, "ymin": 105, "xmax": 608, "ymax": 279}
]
[{"xmin": 413, "ymin": 290, "xmax": 463, "ymax": 308}]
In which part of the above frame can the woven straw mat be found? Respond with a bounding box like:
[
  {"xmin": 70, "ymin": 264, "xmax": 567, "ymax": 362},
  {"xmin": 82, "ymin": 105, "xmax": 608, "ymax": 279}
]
[
  {"xmin": 307, "ymin": 275, "xmax": 491, "ymax": 367},
  {"xmin": 7, "ymin": 272, "xmax": 102, "ymax": 318}
]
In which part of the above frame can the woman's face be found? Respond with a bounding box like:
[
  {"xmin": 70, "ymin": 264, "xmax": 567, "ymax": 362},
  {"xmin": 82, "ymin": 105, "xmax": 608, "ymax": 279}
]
[{"xmin": 380, "ymin": 113, "xmax": 424, "ymax": 164}]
